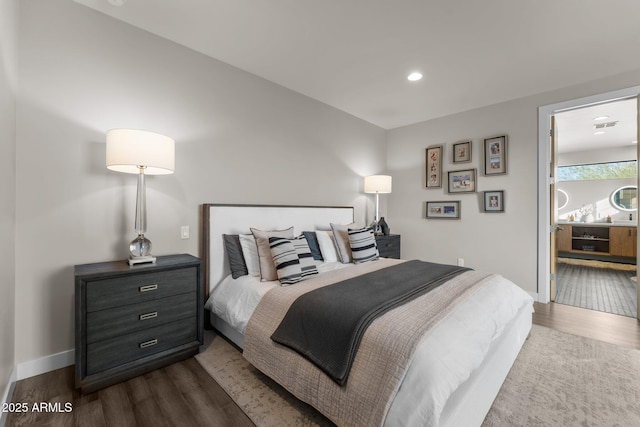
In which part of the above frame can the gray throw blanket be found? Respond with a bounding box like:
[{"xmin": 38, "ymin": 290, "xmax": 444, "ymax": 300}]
[{"xmin": 270, "ymin": 260, "xmax": 469, "ymax": 385}]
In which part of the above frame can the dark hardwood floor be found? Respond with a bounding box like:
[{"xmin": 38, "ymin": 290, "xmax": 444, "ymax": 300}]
[
  {"xmin": 5, "ymin": 357, "xmax": 253, "ymax": 427},
  {"xmin": 5, "ymin": 302, "xmax": 639, "ymax": 427}
]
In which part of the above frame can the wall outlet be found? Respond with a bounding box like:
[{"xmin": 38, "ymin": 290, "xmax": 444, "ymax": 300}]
[
  {"xmin": 457, "ymin": 258, "xmax": 464, "ymax": 267},
  {"xmin": 181, "ymin": 226, "xmax": 190, "ymax": 239}
]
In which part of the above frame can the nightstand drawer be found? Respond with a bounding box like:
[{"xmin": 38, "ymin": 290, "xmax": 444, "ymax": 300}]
[
  {"xmin": 86, "ymin": 292, "xmax": 196, "ymax": 343},
  {"xmin": 376, "ymin": 234, "xmax": 401, "ymax": 259},
  {"xmin": 86, "ymin": 317, "xmax": 197, "ymax": 375},
  {"xmin": 86, "ymin": 267, "xmax": 197, "ymax": 312}
]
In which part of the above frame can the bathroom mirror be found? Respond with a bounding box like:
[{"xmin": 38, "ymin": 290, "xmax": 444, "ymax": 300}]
[
  {"xmin": 557, "ymin": 189, "xmax": 569, "ymax": 210},
  {"xmin": 610, "ymin": 185, "xmax": 637, "ymax": 211}
]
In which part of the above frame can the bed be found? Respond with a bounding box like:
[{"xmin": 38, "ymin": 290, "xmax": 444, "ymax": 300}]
[{"xmin": 201, "ymin": 203, "xmax": 533, "ymax": 427}]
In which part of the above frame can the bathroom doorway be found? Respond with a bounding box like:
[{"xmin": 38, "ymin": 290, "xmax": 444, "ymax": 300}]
[{"xmin": 553, "ymin": 98, "xmax": 638, "ymax": 317}]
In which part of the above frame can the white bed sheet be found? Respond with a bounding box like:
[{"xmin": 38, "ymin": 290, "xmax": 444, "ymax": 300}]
[
  {"xmin": 205, "ymin": 262, "xmax": 533, "ymax": 427},
  {"xmin": 204, "ymin": 261, "xmax": 350, "ymax": 334}
]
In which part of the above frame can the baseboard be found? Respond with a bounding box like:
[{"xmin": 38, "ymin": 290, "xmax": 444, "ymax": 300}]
[
  {"xmin": 0, "ymin": 367, "xmax": 17, "ymax": 427},
  {"xmin": 16, "ymin": 349, "xmax": 74, "ymax": 381}
]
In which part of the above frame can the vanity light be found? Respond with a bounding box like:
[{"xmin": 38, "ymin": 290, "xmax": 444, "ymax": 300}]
[
  {"xmin": 633, "ymin": 140, "xmax": 638, "ymax": 144},
  {"xmin": 407, "ymin": 72, "xmax": 423, "ymax": 82}
]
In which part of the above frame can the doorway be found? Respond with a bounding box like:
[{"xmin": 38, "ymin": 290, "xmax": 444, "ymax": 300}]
[
  {"xmin": 538, "ymin": 87, "xmax": 640, "ymax": 315},
  {"xmin": 553, "ymin": 99, "xmax": 638, "ymax": 317}
]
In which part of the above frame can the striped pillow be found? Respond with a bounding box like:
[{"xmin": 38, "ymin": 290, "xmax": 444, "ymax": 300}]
[
  {"xmin": 269, "ymin": 236, "xmax": 318, "ymax": 285},
  {"xmin": 348, "ymin": 227, "xmax": 379, "ymax": 264}
]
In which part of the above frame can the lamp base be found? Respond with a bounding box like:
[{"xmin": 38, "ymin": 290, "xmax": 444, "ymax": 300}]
[{"xmin": 128, "ymin": 255, "xmax": 157, "ymax": 266}]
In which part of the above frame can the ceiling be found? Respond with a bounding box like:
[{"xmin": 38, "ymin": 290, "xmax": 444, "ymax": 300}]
[
  {"xmin": 72, "ymin": 0, "xmax": 640, "ymax": 130},
  {"xmin": 556, "ymin": 98, "xmax": 637, "ymax": 155}
]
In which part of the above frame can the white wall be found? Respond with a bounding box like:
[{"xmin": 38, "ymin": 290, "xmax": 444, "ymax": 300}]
[
  {"xmin": 557, "ymin": 146, "xmax": 637, "ymax": 223},
  {"xmin": 558, "ymin": 178, "xmax": 636, "ymax": 223},
  {"xmin": 15, "ymin": 0, "xmax": 386, "ymax": 366},
  {"xmin": 387, "ymin": 70, "xmax": 640, "ymax": 295},
  {"xmin": 0, "ymin": 0, "xmax": 18, "ymax": 410}
]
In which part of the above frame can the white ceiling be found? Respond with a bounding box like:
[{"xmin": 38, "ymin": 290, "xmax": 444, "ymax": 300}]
[
  {"xmin": 555, "ymin": 98, "xmax": 637, "ymax": 154},
  {"xmin": 72, "ymin": 0, "xmax": 640, "ymax": 130}
]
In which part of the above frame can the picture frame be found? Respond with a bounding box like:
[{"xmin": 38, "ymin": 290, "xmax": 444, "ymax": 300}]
[
  {"xmin": 483, "ymin": 135, "xmax": 508, "ymax": 175},
  {"xmin": 483, "ymin": 190, "xmax": 505, "ymax": 212},
  {"xmin": 447, "ymin": 168, "xmax": 476, "ymax": 193},
  {"xmin": 452, "ymin": 140, "xmax": 472, "ymax": 163},
  {"xmin": 425, "ymin": 200, "xmax": 461, "ymax": 219},
  {"xmin": 425, "ymin": 145, "xmax": 443, "ymax": 188}
]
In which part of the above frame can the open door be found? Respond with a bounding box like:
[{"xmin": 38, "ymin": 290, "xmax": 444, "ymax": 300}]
[{"xmin": 549, "ymin": 116, "xmax": 558, "ymax": 301}]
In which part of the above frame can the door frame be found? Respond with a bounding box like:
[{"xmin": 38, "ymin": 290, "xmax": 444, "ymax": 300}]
[{"xmin": 537, "ymin": 85, "xmax": 640, "ymax": 304}]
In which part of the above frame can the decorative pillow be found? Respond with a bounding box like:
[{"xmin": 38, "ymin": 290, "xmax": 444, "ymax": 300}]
[
  {"xmin": 315, "ymin": 230, "xmax": 338, "ymax": 262},
  {"xmin": 330, "ymin": 222, "xmax": 356, "ymax": 264},
  {"xmin": 239, "ymin": 233, "xmax": 260, "ymax": 277},
  {"xmin": 251, "ymin": 227, "xmax": 295, "ymax": 281},
  {"xmin": 223, "ymin": 234, "xmax": 248, "ymax": 279},
  {"xmin": 348, "ymin": 227, "xmax": 379, "ymax": 264},
  {"xmin": 269, "ymin": 235, "xmax": 318, "ymax": 285},
  {"xmin": 302, "ymin": 231, "xmax": 324, "ymax": 261}
]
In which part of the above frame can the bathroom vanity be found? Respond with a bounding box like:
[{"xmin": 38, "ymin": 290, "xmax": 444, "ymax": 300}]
[{"xmin": 557, "ymin": 222, "xmax": 637, "ymax": 259}]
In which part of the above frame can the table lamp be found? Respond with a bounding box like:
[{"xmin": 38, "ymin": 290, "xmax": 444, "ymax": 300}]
[
  {"xmin": 364, "ymin": 175, "xmax": 392, "ymax": 233},
  {"xmin": 106, "ymin": 129, "xmax": 175, "ymax": 265}
]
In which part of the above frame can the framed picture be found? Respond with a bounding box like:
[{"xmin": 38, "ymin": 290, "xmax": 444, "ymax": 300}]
[
  {"xmin": 447, "ymin": 168, "xmax": 476, "ymax": 193},
  {"xmin": 483, "ymin": 190, "xmax": 505, "ymax": 212},
  {"xmin": 425, "ymin": 145, "xmax": 443, "ymax": 188},
  {"xmin": 483, "ymin": 135, "xmax": 508, "ymax": 175},
  {"xmin": 425, "ymin": 201, "xmax": 461, "ymax": 219},
  {"xmin": 452, "ymin": 140, "xmax": 472, "ymax": 163}
]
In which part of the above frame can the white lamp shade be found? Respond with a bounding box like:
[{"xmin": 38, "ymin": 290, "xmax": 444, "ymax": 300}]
[
  {"xmin": 364, "ymin": 175, "xmax": 392, "ymax": 194},
  {"xmin": 106, "ymin": 129, "xmax": 175, "ymax": 175}
]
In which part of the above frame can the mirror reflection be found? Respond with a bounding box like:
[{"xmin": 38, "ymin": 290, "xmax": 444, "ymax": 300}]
[{"xmin": 610, "ymin": 185, "xmax": 637, "ymax": 211}]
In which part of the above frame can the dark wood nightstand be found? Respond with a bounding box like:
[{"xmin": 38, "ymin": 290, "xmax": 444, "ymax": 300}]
[
  {"xmin": 74, "ymin": 254, "xmax": 203, "ymax": 394},
  {"xmin": 375, "ymin": 234, "xmax": 401, "ymax": 259}
]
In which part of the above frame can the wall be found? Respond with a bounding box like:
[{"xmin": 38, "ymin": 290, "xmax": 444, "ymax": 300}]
[
  {"xmin": 387, "ymin": 70, "xmax": 640, "ymax": 295},
  {"xmin": 15, "ymin": 0, "xmax": 386, "ymax": 367},
  {"xmin": 557, "ymin": 146, "xmax": 637, "ymax": 223},
  {"xmin": 0, "ymin": 0, "xmax": 18, "ymax": 411},
  {"xmin": 558, "ymin": 178, "xmax": 636, "ymax": 223}
]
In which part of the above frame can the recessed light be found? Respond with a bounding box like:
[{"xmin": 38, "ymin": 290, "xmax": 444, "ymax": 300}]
[
  {"xmin": 594, "ymin": 131, "xmax": 606, "ymax": 135},
  {"xmin": 593, "ymin": 115, "xmax": 609, "ymax": 121},
  {"xmin": 407, "ymin": 72, "xmax": 423, "ymax": 82}
]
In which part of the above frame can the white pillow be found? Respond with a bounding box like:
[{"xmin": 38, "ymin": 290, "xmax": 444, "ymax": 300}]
[
  {"xmin": 315, "ymin": 230, "xmax": 338, "ymax": 262},
  {"xmin": 239, "ymin": 234, "xmax": 260, "ymax": 277}
]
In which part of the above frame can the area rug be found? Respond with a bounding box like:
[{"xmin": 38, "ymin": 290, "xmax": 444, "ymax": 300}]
[{"xmin": 195, "ymin": 326, "xmax": 640, "ymax": 427}]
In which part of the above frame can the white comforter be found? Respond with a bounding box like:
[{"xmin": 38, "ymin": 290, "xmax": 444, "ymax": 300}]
[{"xmin": 205, "ymin": 261, "xmax": 533, "ymax": 427}]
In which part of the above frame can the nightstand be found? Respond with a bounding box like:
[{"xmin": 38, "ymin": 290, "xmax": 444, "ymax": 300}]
[
  {"xmin": 375, "ymin": 234, "xmax": 401, "ymax": 259},
  {"xmin": 74, "ymin": 254, "xmax": 203, "ymax": 394}
]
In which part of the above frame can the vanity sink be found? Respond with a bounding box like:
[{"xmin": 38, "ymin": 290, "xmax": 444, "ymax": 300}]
[{"xmin": 612, "ymin": 220, "xmax": 637, "ymax": 225}]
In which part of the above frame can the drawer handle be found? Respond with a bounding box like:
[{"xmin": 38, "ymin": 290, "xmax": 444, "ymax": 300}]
[
  {"xmin": 139, "ymin": 311, "xmax": 158, "ymax": 321},
  {"xmin": 139, "ymin": 284, "xmax": 158, "ymax": 292},
  {"xmin": 139, "ymin": 339, "xmax": 158, "ymax": 349}
]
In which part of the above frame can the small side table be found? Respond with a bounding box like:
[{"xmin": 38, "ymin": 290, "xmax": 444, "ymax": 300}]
[{"xmin": 375, "ymin": 234, "xmax": 401, "ymax": 259}]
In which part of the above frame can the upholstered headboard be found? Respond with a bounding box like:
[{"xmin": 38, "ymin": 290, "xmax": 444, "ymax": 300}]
[{"xmin": 200, "ymin": 204, "xmax": 354, "ymax": 299}]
